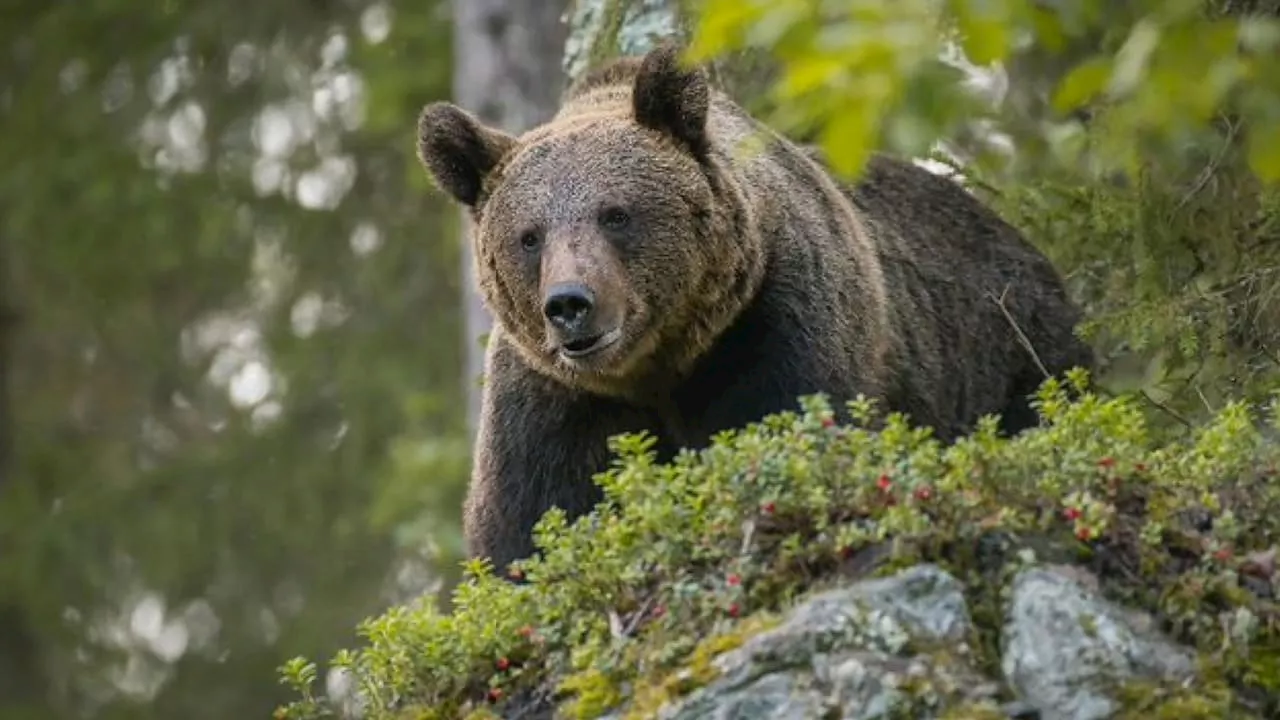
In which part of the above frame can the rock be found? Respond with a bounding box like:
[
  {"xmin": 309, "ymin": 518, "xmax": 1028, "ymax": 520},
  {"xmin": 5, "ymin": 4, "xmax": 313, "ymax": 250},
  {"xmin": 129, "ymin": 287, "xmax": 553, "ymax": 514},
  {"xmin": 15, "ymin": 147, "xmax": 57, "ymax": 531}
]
[
  {"xmin": 1001, "ymin": 566, "xmax": 1198, "ymax": 720},
  {"xmin": 628, "ymin": 564, "xmax": 1001, "ymax": 719},
  {"xmin": 590, "ymin": 562, "xmax": 1207, "ymax": 720}
]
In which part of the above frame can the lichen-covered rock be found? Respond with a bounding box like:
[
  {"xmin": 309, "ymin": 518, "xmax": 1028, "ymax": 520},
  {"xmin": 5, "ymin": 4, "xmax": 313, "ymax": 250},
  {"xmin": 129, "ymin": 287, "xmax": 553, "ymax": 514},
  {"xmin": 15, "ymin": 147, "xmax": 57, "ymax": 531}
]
[
  {"xmin": 597, "ymin": 562, "xmax": 1214, "ymax": 720},
  {"xmin": 615, "ymin": 565, "xmax": 1001, "ymax": 719},
  {"xmin": 1001, "ymin": 566, "xmax": 1199, "ymax": 720}
]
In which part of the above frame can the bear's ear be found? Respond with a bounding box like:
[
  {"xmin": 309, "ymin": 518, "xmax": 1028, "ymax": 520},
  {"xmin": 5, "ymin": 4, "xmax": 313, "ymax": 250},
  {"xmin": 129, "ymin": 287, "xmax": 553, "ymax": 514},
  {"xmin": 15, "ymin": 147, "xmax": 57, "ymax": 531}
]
[
  {"xmin": 632, "ymin": 42, "xmax": 710, "ymax": 157},
  {"xmin": 416, "ymin": 102, "xmax": 518, "ymax": 208}
]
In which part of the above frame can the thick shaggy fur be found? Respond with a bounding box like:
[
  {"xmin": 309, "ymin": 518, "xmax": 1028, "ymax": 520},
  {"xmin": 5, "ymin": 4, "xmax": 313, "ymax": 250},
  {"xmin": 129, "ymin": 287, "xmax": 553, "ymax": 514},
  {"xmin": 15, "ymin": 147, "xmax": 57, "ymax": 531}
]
[{"xmin": 416, "ymin": 43, "xmax": 1095, "ymax": 571}]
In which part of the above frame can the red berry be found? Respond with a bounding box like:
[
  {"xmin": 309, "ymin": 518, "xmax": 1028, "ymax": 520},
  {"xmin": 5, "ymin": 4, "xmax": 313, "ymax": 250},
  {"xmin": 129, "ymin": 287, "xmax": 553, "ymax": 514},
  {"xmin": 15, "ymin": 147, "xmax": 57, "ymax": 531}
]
[
  {"xmin": 728, "ymin": 603, "xmax": 741, "ymax": 617},
  {"xmin": 914, "ymin": 486, "xmax": 932, "ymax": 501},
  {"xmin": 496, "ymin": 657, "xmax": 511, "ymax": 671},
  {"xmin": 488, "ymin": 688, "xmax": 503, "ymax": 703},
  {"xmin": 1076, "ymin": 526, "xmax": 1092, "ymax": 541},
  {"xmin": 761, "ymin": 501, "xmax": 776, "ymax": 515},
  {"xmin": 1063, "ymin": 507, "xmax": 1082, "ymax": 521},
  {"xmin": 821, "ymin": 417, "xmax": 836, "ymax": 428},
  {"xmin": 876, "ymin": 474, "xmax": 892, "ymax": 491},
  {"xmin": 726, "ymin": 573, "xmax": 741, "ymax": 587}
]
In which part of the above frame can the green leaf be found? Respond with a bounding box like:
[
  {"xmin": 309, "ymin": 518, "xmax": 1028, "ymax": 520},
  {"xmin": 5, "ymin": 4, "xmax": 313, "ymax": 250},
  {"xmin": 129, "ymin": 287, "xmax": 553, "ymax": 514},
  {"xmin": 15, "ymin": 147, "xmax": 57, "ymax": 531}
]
[
  {"xmin": 1247, "ymin": 124, "xmax": 1280, "ymax": 183},
  {"xmin": 688, "ymin": 0, "xmax": 762, "ymax": 60},
  {"xmin": 1052, "ymin": 56, "xmax": 1112, "ymax": 113},
  {"xmin": 779, "ymin": 54, "xmax": 847, "ymax": 98},
  {"xmin": 1109, "ymin": 19, "xmax": 1161, "ymax": 96},
  {"xmin": 953, "ymin": 0, "xmax": 1012, "ymax": 66},
  {"xmin": 1029, "ymin": 5, "xmax": 1066, "ymax": 53},
  {"xmin": 821, "ymin": 104, "xmax": 875, "ymax": 178}
]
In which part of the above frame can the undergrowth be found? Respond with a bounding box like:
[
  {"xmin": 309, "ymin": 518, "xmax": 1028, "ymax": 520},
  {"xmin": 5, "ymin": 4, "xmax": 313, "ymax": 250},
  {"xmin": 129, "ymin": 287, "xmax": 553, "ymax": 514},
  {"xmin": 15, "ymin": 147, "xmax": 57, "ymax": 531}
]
[{"xmin": 274, "ymin": 370, "xmax": 1280, "ymax": 719}]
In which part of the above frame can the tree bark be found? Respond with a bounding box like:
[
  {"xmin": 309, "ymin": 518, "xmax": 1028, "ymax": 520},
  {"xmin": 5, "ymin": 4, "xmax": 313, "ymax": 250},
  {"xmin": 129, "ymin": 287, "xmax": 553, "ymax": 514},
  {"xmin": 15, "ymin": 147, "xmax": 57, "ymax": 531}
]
[
  {"xmin": 451, "ymin": 0, "xmax": 572, "ymax": 438},
  {"xmin": 561, "ymin": 0, "xmax": 777, "ymax": 103}
]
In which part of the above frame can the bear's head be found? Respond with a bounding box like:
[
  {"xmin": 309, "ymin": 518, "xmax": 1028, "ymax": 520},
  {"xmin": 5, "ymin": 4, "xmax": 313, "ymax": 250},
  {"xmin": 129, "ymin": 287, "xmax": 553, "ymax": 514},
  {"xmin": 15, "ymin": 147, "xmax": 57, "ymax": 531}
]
[{"xmin": 416, "ymin": 43, "xmax": 764, "ymax": 399}]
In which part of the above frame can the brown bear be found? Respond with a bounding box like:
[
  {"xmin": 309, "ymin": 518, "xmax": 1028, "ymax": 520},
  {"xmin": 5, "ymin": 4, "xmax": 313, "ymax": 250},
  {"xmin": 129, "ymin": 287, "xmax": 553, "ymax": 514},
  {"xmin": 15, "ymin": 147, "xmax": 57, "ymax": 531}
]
[{"xmin": 416, "ymin": 42, "xmax": 1095, "ymax": 572}]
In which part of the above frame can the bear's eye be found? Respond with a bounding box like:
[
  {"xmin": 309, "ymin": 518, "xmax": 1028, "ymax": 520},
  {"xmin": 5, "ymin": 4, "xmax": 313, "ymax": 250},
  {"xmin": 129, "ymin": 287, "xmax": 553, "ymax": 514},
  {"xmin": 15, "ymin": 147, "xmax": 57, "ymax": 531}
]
[
  {"xmin": 599, "ymin": 207, "xmax": 631, "ymax": 231},
  {"xmin": 519, "ymin": 231, "xmax": 542, "ymax": 253}
]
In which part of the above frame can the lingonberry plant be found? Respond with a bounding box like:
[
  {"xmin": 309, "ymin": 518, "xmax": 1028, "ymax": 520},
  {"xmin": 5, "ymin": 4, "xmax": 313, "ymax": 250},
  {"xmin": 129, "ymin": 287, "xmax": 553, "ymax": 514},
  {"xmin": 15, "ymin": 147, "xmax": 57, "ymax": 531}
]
[{"xmin": 276, "ymin": 370, "xmax": 1280, "ymax": 719}]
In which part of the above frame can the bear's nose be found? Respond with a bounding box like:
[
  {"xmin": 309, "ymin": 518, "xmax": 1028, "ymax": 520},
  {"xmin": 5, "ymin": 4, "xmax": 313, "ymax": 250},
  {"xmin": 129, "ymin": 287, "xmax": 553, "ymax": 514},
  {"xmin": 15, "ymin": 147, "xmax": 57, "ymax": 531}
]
[{"xmin": 543, "ymin": 282, "xmax": 596, "ymax": 331}]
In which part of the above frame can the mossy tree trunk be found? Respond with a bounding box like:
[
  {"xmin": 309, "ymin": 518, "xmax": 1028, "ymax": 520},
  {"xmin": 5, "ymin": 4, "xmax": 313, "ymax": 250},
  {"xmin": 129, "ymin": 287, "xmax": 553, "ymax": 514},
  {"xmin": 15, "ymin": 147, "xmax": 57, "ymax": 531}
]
[{"xmin": 560, "ymin": 0, "xmax": 779, "ymax": 114}]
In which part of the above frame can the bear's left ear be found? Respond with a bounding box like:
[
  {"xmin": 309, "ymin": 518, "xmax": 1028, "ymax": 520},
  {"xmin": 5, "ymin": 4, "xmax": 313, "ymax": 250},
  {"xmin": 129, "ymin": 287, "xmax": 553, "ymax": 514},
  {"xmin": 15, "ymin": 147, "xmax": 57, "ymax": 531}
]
[
  {"xmin": 417, "ymin": 102, "xmax": 518, "ymax": 209},
  {"xmin": 632, "ymin": 42, "xmax": 710, "ymax": 158}
]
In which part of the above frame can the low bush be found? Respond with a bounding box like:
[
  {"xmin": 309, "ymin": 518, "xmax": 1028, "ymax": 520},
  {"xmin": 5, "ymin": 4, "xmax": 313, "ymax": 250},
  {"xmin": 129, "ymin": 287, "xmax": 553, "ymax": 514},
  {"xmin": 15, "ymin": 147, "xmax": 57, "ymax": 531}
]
[{"xmin": 273, "ymin": 370, "xmax": 1280, "ymax": 719}]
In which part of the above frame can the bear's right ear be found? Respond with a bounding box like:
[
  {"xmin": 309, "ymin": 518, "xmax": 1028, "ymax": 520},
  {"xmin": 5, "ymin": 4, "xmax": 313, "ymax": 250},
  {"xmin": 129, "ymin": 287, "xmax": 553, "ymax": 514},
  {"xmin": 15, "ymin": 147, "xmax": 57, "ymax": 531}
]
[
  {"xmin": 632, "ymin": 42, "xmax": 710, "ymax": 158},
  {"xmin": 416, "ymin": 102, "xmax": 518, "ymax": 208}
]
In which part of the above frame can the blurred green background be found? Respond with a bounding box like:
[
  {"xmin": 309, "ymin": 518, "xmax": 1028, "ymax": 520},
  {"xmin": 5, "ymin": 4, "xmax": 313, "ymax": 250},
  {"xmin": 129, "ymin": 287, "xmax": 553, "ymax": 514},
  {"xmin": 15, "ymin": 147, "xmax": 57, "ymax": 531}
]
[{"xmin": 0, "ymin": 1, "xmax": 572, "ymax": 717}]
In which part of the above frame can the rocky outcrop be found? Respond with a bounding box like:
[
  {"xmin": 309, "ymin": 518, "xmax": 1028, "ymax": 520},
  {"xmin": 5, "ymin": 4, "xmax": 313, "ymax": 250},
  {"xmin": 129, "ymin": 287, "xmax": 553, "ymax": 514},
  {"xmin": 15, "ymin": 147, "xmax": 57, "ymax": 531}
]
[{"xmin": 605, "ymin": 564, "xmax": 1202, "ymax": 720}]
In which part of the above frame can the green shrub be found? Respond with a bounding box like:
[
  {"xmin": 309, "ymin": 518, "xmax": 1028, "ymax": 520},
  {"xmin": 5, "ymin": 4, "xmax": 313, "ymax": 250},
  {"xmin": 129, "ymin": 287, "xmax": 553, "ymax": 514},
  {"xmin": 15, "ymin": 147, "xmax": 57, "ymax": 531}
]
[
  {"xmin": 683, "ymin": 0, "xmax": 1280, "ymax": 424},
  {"xmin": 274, "ymin": 371, "xmax": 1280, "ymax": 719}
]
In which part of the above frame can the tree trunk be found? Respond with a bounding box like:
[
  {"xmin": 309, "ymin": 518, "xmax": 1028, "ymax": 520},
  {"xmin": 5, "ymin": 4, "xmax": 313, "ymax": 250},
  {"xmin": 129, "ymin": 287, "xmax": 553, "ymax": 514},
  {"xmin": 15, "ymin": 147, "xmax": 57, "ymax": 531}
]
[
  {"xmin": 566, "ymin": 0, "xmax": 781, "ymax": 102},
  {"xmin": 451, "ymin": 0, "xmax": 572, "ymax": 438}
]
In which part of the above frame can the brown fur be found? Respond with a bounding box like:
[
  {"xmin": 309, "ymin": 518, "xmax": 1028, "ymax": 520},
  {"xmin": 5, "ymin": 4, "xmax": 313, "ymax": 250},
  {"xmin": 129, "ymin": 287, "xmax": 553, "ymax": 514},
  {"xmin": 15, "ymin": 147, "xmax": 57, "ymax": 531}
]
[{"xmin": 416, "ymin": 42, "xmax": 1095, "ymax": 571}]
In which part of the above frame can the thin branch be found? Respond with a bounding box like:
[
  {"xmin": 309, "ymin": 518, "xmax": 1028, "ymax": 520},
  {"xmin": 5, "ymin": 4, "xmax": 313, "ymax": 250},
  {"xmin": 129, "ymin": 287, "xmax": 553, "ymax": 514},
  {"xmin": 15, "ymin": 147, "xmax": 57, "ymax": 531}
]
[
  {"xmin": 1174, "ymin": 114, "xmax": 1239, "ymax": 214},
  {"xmin": 987, "ymin": 285, "xmax": 1051, "ymax": 380},
  {"xmin": 1195, "ymin": 386, "xmax": 1216, "ymax": 415},
  {"xmin": 615, "ymin": 591, "xmax": 659, "ymax": 639},
  {"xmin": 1138, "ymin": 390, "xmax": 1194, "ymax": 429}
]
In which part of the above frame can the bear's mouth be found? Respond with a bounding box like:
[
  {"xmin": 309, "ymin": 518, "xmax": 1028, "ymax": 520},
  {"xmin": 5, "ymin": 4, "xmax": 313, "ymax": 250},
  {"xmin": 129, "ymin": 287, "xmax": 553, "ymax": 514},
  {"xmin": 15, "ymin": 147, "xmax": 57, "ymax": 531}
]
[{"xmin": 559, "ymin": 328, "xmax": 622, "ymax": 360}]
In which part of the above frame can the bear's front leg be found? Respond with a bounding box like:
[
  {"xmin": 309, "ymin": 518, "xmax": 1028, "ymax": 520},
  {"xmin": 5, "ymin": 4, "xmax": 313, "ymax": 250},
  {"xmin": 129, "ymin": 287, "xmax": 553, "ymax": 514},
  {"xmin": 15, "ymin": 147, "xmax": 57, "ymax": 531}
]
[{"xmin": 463, "ymin": 332, "xmax": 659, "ymax": 574}]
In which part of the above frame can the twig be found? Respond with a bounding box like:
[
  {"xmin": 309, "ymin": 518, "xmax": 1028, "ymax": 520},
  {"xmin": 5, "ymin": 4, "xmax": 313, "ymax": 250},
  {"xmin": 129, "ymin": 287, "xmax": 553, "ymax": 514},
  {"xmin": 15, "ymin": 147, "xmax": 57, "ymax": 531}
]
[
  {"xmin": 987, "ymin": 285, "xmax": 1051, "ymax": 380},
  {"xmin": 617, "ymin": 592, "xmax": 659, "ymax": 639},
  {"xmin": 1138, "ymin": 390, "xmax": 1193, "ymax": 429},
  {"xmin": 1258, "ymin": 341, "xmax": 1280, "ymax": 369},
  {"xmin": 608, "ymin": 609, "xmax": 624, "ymax": 640},
  {"xmin": 1195, "ymin": 386, "xmax": 1216, "ymax": 415},
  {"xmin": 739, "ymin": 518, "xmax": 756, "ymax": 557},
  {"xmin": 1174, "ymin": 114, "xmax": 1239, "ymax": 214}
]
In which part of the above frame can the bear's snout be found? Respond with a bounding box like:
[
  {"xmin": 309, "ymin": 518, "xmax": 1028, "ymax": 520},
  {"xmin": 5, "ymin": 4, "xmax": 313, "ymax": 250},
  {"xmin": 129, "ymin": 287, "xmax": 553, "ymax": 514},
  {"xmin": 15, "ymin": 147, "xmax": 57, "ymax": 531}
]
[
  {"xmin": 538, "ymin": 233, "xmax": 629, "ymax": 362},
  {"xmin": 543, "ymin": 282, "xmax": 595, "ymax": 334},
  {"xmin": 542, "ymin": 280, "xmax": 622, "ymax": 360}
]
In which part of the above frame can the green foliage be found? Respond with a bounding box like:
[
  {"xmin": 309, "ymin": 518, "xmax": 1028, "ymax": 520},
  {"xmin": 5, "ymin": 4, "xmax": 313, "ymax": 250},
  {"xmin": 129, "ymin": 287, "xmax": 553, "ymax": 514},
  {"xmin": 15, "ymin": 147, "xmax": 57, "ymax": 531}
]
[
  {"xmin": 682, "ymin": 0, "xmax": 1280, "ymax": 425},
  {"xmin": 275, "ymin": 375, "xmax": 1280, "ymax": 718},
  {"xmin": 960, "ymin": 155, "xmax": 1280, "ymax": 426},
  {"xmin": 686, "ymin": 0, "xmax": 1280, "ymax": 182}
]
